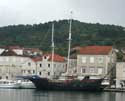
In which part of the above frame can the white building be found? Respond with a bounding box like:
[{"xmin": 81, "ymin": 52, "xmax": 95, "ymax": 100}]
[
  {"xmin": 116, "ymin": 62, "xmax": 125, "ymax": 88},
  {"xmin": 0, "ymin": 47, "xmax": 66, "ymax": 80},
  {"xmin": 35, "ymin": 53, "xmax": 66, "ymax": 78},
  {"xmin": 77, "ymin": 46, "xmax": 117, "ymax": 81},
  {"xmin": 0, "ymin": 47, "xmax": 43, "ymax": 80}
]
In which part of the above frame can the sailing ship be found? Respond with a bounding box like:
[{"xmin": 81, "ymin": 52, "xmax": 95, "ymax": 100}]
[
  {"xmin": 23, "ymin": 15, "xmax": 105, "ymax": 91},
  {"xmin": 24, "ymin": 75, "xmax": 104, "ymax": 91}
]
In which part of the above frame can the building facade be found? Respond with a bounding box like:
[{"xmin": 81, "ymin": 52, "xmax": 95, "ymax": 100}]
[
  {"xmin": 36, "ymin": 53, "xmax": 66, "ymax": 78},
  {"xmin": 0, "ymin": 53, "xmax": 37, "ymax": 80},
  {"xmin": 0, "ymin": 46, "xmax": 66, "ymax": 80},
  {"xmin": 77, "ymin": 46, "xmax": 117, "ymax": 80},
  {"xmin": 0, "ymin": 47, "xmax": 42, "ymax": 80},
  {"xmin": 116, "ymin": 62, "xmax": 125, "ymax": 88}
]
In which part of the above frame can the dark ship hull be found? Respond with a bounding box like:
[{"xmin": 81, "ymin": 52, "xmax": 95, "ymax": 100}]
[{"xmin": 25, "ymin": 75, "xmax": 104, "ymax": 91}]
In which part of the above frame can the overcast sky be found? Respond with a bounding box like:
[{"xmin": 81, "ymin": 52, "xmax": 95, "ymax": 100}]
[{"xmin": 0, "ymin": 0, "xmax": 124, "ymax": 27}]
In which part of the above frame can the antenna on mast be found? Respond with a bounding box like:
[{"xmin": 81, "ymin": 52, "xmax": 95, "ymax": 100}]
[
  {"xmin": 67, "ymin": 11, "xmax": 73, "ymax": 75},
  {"xmin": 51, "ymin": 23, "xmax": 55, "ymax": 77}
]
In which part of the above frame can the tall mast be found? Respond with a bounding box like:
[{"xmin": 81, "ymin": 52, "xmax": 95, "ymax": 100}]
[
  {"xmin": 67, "ymin": 12, "xmax": 72, "ymax": 75},
  {"xmin": 51, "ymin": 23, "xmax": 55, "ymax": 77}
]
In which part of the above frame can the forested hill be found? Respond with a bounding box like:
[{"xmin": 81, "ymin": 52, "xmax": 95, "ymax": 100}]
[{"xmin": 0, "ymin": 20, "xmax": 125, "ymax": 55}]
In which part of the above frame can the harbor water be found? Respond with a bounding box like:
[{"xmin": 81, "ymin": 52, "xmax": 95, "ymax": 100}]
[{"xmin": 0, "ymin": 89, "xmax": 125, "ymax": 101}]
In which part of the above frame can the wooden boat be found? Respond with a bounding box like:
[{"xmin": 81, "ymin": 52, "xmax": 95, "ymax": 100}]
[{"xmin": 24, "ymin": 75, "xmax": 104, "ymax": 91}]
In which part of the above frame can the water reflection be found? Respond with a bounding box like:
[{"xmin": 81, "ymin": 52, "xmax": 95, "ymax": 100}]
[
  {"xmin": 0, "ymin": 89, "xmax": 125, "ymax": 101},
  {"xmin": 115, "ymin": 92, "xmax": 125, "ymax": 101}
]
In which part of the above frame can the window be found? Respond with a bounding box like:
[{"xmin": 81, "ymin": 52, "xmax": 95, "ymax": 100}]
[
  {"xmin": 22, "ymin": 70, "xmax": 26, "ymax": 73},
  {"xmin": 48, "ymin": 72, "xmax": 50, "ymax": 76},
  {"xmin": 48, "ymin": 64, "xmax": 50, "ymax": 67},
  {"xmin": 90, "ymin": 57, "xmax": 94, "ymax": 63},
  {"xmin": 82, "ymin": 57, "xmax": 86, "ymax": 63},
  {"xmin": 90, "ymin": 67, "xmax": 95, "ymax": 73},
  {"xmin": 40, "ymin": 64, "xmax": 42, "ymax": 67},
  {"xmin": 39, "ymin": 72, "xmax": 41, "ymax": 75},
  {"xmin": 81, "ymin": 67, "xmax": 86, "ymax": 73},
  {"xmin": 28, "ymin": 70, "xmax": 31, "ymax": 74},
  {"xmin": 6, "ymin": 76, "xmax": 8, "ymax": 79},
  {"xmin": 28, "ymin": 63, "xmax": 31, "ymax": 66},
  {"xmin": 98, "ymin": 57, "xmax": 103, "ymax": 63},
  {"xmin": 33, "ymin": 70, "xmax": 35, "ymax": 74},
  {"xmin": 82, "ymin": 68, "xmax": 86, "ymax": 73},
  {"xmin": 44, "ymin": 56, "xmax": 46, "ymax": 59}
]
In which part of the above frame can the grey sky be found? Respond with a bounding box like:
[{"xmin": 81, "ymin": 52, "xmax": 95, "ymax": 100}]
[{"xmin": 0, "ymin": 0, "xmax": 124, "ymax": 27}]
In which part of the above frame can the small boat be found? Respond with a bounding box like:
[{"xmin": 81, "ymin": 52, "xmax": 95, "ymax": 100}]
[
  {"xmin": 18, "ymin": 79, "xmax": 35, "ymax": 89},
  {"xmin": 101, "ymin": 79, "xmax": 110, "ymax": 86},
  {"xmin": 0, "ymin": 79, "xmax": 21, "ymax": 89}
]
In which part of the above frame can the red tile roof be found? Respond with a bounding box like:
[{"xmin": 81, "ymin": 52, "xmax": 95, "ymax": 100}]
[
  {"xmin": 79, "ymin": 46, "xmax": 113, "ymax": 55},
  {"xmin": 31, "ymin": 56, "xmax": 42, "ymax": 62},
  {"xmin": 43, "ymin": 53, "xmax": 65, "ymax": 62}
]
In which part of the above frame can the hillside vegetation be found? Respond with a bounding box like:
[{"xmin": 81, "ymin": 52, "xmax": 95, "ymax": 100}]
[{"xmin": 0, "ymin": 20, "xmax": 125, "ymax": 55}]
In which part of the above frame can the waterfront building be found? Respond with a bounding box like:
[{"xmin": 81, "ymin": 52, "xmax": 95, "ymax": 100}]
[
  {"xmin": 0, "ymin": 49, "xmax": 23, "ymax": 80},
  {"xmin": 0, "ymin": 45, "xmax": 66, "ymax": 80},
  {"xmin": 0, "ymin": 45, "xmax": 118, "ymax": 84},
  {"xmin": 0, "ymin": 46, "xmax": 42, "ymax": 80},
  {"xmin": 77, "ymin": 46, "xmax": 117, "ymax": 81},
  {"xmin": 0, "ymin": 49, "xmax": 36, "ymax": 79},
  {"xmin": 116, "ymin": 62, "xmax": 125, "ymax": 88},
  {"xmin": 35, "ymin": 53, "xmax": 66, "ymax": 78}
]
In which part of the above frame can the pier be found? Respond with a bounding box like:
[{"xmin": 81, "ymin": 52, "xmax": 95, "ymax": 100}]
[{"xmin": 104, "ymin": 88, "xmax": 125, "ymax": 92}]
